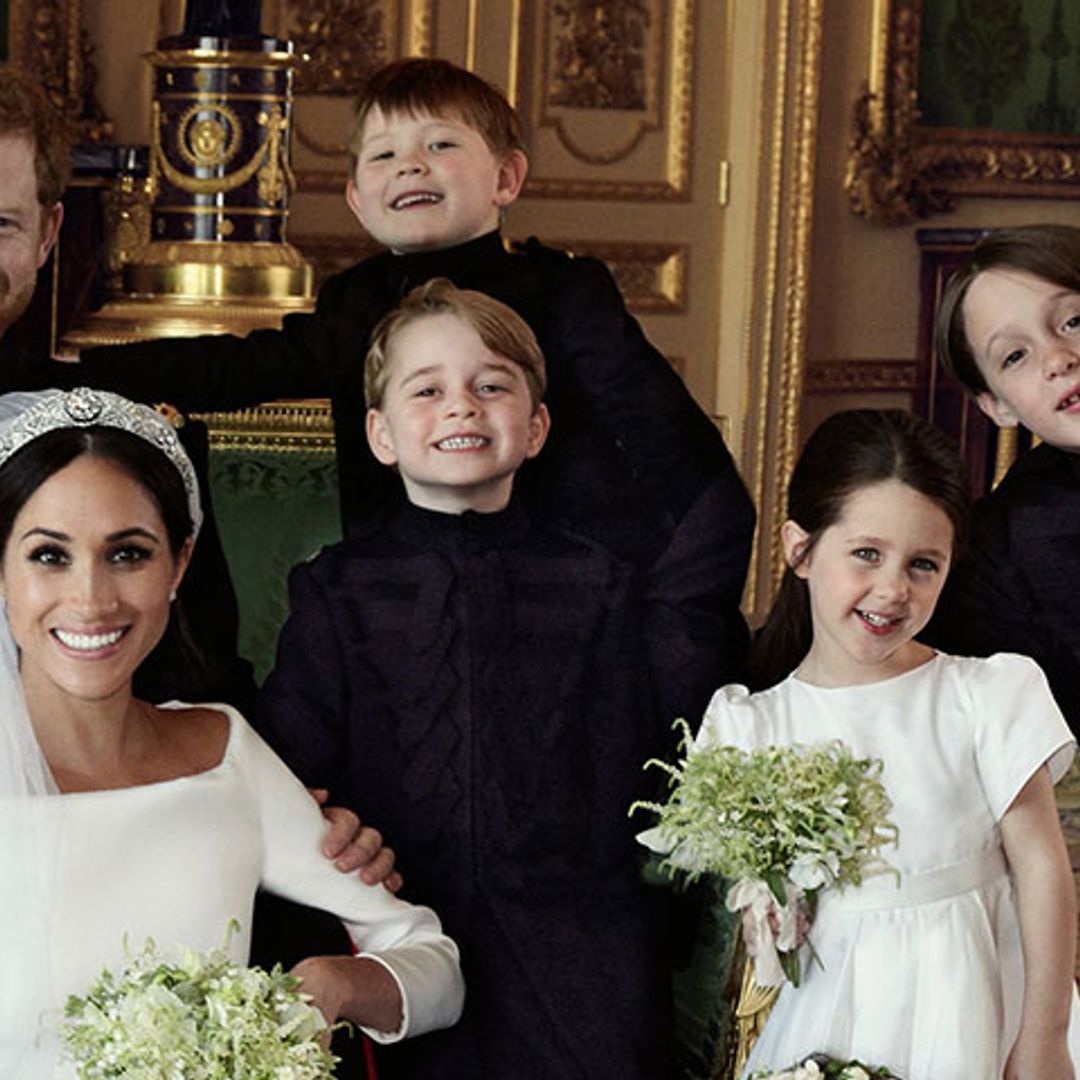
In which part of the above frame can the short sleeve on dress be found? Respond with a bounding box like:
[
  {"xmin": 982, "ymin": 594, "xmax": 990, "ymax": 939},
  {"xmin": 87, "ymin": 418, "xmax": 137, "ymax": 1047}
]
[
  {"xmin": 694, "ymin": 683, "xmax": 762, "ymax": 753},
  {"xmin": 967, "ymin": 652, "xmax": 1076, "ymax": 820}
]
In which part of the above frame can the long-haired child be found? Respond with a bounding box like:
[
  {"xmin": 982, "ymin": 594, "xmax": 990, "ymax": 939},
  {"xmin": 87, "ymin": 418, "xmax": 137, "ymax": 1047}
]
[
  {"xmin": 928, "ymin": 223, "xmax": 1080, "ymax": 738},
  {"xmin": 699, "ymin": 409, "xmax": 1079, "ymax": 1079}
]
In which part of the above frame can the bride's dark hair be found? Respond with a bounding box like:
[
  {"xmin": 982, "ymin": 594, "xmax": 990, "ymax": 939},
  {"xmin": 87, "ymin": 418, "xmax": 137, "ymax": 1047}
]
[
  {"xmin": 746, "ymin": 409, "xmax": 971, "ymax": 691},
  {"xmin": 0, "ymin": 426, "xmax": 193, "ymax": 555}
]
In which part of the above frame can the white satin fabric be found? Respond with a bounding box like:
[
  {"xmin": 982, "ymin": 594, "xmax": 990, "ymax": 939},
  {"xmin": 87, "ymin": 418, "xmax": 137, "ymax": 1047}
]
[
  {"xmin": 694, "ymin": 653, "xmax": 1080, "ymax": 1080},
  {"xmin": 1, "ymin": 706, "xmax": 463, "ymax": 1078}
]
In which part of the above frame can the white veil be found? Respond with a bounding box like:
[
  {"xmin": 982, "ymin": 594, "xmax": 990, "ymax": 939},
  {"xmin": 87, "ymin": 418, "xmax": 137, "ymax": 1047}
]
[
  {"xmin": 0, "ymin": 392, "xmax": 61, "ymax": 1075},
  {"xmin": 0, "ymin": 387, "xmax": 207, "ymax": 1073}
]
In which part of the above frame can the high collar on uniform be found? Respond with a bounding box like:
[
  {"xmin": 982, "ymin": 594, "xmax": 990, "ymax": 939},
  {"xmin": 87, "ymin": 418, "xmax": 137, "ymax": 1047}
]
[
  {"xmin": 391, "ymin": 230, "xmax": 508, "ymax": 294},
  {"xmin": 390, "ymin": 496, "xmax": 530, "ymax": 552},
  {"xmin": 1003, "ymin": 439, "xmax": 1080, "ymax": 486}
]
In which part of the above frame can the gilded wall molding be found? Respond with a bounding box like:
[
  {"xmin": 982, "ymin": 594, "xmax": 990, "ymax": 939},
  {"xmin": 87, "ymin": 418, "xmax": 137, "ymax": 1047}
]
[
  {"xmin": 740, "ymin": 0, "xmax": 825, "ymax": 619},
  {"xmin": 540, "ymin": 0, "xmax": 659, "ymax": 165},
  {"xmin": 522, "ymin": 0, "xmax": 694, "ymax": 201},
  {"xmin": 270, "ymin": 0, "xmax": 435, "ymax": 192},
  {"xmin": 549, "ymin": 239, "xmax": 687, "ymax": 312},
  {"xmin": 804, "ymin": 358, "xmax": 919, "ymax": 392},
  {"xmin": 286, "ymin": 0, "xmax": 395, "ymax": 97},
  {"xmin": 846, "ymin": 0, "xmax": 1080, "ymax": 225},
  {"xmin": 7, "ymin": 0, "xmax": 113, "ymax": 142}
]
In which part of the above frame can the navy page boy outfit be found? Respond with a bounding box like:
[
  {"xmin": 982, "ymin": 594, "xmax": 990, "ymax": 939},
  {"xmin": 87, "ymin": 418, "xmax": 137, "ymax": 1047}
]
[
  {"xmin": 928, "ymin": 441, "xmax": 1080, "ymax": 735},
  {"xmin": 75, "ymin": 230, "xmax": 754, "ymax": 579},
  {"xmin": 257, "ymin": 493, "xmax": 731, "ymax": 1079},
  {"xmin": 76, "ymin": 230, "xmax": 753, "ymax": 1073}
]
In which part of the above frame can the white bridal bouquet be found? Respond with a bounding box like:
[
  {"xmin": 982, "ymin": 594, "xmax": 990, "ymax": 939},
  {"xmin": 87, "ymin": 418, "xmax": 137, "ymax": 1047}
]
[
  {"xmin": 635, "ymin": 723, "xmax": 898, "ymax": 986},
  {"xmin": 63, "ymin": 929, "xmax": 338, "ymax": 1079},
  {"xmin": 750, "ymin": 1057, "xmax": 900, "ymax": 1079}
]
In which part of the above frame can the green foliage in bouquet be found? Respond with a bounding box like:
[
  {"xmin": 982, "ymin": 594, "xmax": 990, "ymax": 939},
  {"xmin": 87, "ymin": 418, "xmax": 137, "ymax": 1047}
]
[
  {"xmin": 750, "ymin": 1054, "xmax": 901, "ymax": 1079},
  {"xmin": 633, "ymin": 721, "xmax": 899, "ymax": 905},
  {"xmin": 63, "ymin": 926, "xmax": 339, "ymax": 1079}
]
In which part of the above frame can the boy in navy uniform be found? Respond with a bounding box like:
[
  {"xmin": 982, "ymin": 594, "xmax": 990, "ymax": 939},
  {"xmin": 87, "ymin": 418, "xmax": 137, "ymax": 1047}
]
[
  {"xmin": 75, "ymin": 58, "xmax": 753, "ymax": 664},
  {"xmin": 258, "ymin": 281, "xmax": 729, "ymax": 1078}
]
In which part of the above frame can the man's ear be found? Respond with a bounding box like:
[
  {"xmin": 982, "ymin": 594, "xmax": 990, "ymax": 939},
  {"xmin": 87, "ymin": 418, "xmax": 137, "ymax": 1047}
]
[
  {"xmin": 781, "ymin": 519, "xmax": 812, "ymax": 578},
  {"xmin": 975, "ymin": 390, "xmax": 1018, "ymax": 429},
  {"xmin": 493, "ymin": 149, "xmax": 528, "ymax": 208},
  {"xmin": 36, "ymin": 202, "xmax": 62, "ymax": 268},
  {"xmin": 366, "ymin": 408, "xmax": 399, "ymax": 465}
]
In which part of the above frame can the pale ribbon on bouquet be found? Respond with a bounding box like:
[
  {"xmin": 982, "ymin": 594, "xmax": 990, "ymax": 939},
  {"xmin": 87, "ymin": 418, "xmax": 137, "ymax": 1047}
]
[{"xmin": 725, "ymin": 877, "xmax": 803, "ymax": 987}]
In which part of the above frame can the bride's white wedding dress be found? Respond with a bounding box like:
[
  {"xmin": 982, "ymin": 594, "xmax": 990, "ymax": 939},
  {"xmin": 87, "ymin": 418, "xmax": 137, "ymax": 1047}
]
[{"xmin": 0, "ymin": 704, "xmax": 463, "ymax": 1078}]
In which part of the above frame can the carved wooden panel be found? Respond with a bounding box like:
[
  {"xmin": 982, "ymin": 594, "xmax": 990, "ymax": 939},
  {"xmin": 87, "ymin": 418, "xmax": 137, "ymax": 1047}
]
[
  {"xmin": 517, "ymin": 0, "xmax": 694, "ymax": 200},
  {"xmin": 269, "ymin": 0, "xmax": 435, "ymax": 193}
]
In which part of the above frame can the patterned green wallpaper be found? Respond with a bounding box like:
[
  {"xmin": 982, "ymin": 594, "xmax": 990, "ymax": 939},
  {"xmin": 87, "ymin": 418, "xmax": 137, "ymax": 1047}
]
[{"xmin": 918, "ymin": 0, "xmax": 1080, "ymax": 134}]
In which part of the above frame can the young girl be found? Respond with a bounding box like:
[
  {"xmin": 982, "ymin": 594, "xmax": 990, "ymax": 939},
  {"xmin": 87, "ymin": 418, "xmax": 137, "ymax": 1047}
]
[{"xmin": 696, "ymin": 409, "xmax": 1080, "ymax": 1079}]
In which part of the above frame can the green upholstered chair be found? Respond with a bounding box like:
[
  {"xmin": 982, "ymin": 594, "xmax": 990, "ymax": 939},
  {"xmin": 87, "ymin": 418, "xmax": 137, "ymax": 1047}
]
[{"xmin": 208, "ymin": 446, "xmax": 341, "ymax": 684}]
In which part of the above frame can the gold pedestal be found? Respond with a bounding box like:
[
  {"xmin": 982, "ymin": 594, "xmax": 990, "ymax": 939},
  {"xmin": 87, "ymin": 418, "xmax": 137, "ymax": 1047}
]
[
  {"xmin": 61, "ymin": 295, "xmax": 312, "ymax": 349},
  {"xmin": 63, "ymin": 37, "xmax": 314, "ymax": 352}
]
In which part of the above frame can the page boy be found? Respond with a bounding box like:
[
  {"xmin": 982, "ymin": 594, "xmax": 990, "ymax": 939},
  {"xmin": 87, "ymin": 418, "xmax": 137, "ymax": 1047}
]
[
  {"xmin": 73, "ymin": 57, "xmax": 753, "ymax": 671},
  {"xmin": 257, "ymin": 279, "xmax": 728, "ymax": 1079},
  {"xmin": 927, "ymin": 223, "xmax": 1080, "ymax": 735}
]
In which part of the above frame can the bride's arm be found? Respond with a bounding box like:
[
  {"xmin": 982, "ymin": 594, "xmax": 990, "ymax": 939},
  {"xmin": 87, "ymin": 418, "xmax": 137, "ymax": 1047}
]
[{"xmin": 237, "ymin": 713, "xmax": 464, "ymax": 1041}]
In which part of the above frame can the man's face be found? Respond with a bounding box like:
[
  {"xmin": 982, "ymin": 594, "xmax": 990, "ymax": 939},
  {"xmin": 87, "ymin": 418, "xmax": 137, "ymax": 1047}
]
[{"xmin": 0, "ymin": 132, "xmax": 62, "ymax": 338}]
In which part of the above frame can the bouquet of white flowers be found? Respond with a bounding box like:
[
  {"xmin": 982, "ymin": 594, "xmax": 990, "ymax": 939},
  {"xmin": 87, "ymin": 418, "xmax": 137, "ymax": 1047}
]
[
  {"xmin": 750, "ymin": 1056, "xmax": 900, "ymax": 1079},
  {"xmin": 634, "ymin": 722, "xmax": 898, "ymax": 986},
  {"xmin": 62, "ymin": 929, "xmax": 338, "ymax": 1079}
]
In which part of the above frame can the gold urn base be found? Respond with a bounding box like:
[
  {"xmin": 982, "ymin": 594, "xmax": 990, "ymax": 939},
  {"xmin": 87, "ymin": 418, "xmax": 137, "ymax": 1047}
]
[
  {"xmin": 61, "ymin": 240, "xmax": 315, "ymax": 350},
  {"xmin": 60, "ymin": 293, "xmax": 313, "ymax": 350}
]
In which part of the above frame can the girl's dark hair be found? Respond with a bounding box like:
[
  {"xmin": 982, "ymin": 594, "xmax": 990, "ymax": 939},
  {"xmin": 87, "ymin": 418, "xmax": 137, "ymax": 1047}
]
[
  {"xmin": 746, "ymin": 409, "xmax": 971, "ymax": 691},
  {"xmin": 936, "ymin": 224, "xmax": 1080, "ymax": 395},
  {"xmin": 0, "ymin": 426, "xmax": 212, "ymax": 697}
]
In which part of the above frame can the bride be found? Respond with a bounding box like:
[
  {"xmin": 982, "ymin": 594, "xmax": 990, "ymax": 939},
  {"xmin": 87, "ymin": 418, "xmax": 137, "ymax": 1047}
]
[{"xmin": 0, "ymin": 388, "xmax": 464, "ymax": 1077}]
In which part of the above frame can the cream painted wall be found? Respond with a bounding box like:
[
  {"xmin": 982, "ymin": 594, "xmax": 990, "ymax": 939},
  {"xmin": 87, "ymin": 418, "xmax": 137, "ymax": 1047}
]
[{"xmin": 84, "ymin": 1, "xmax": 1080, "ymax": 402}]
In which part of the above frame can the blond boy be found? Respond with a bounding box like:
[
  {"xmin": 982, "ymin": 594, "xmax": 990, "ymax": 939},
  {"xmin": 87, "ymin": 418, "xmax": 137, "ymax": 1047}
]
[{"xmin": 258, "ymin": 279, "xmax": 729, "ymax": 1078}]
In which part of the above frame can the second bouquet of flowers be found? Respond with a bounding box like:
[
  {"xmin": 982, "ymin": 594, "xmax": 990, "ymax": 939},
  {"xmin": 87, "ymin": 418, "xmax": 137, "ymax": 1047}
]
[{"xmin": 635, "ymin": 722, "xmax": 898, "ymax": 987}]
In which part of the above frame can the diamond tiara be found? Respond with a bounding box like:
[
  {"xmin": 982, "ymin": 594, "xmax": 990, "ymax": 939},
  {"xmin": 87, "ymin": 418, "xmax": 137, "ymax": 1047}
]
[{"xmin": 0, "ymin": 388, "xmax": 202, "ymax": 537}]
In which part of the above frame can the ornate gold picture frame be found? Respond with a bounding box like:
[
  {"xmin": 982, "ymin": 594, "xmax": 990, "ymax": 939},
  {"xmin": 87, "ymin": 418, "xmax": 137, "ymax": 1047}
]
[
  {"xmin": 846, "ymin": 0, "xmax": 1080, "ymax": 226},
  {"xmin": 6, "ymin": 0, "xmax": 111, "ymax": 142}
]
